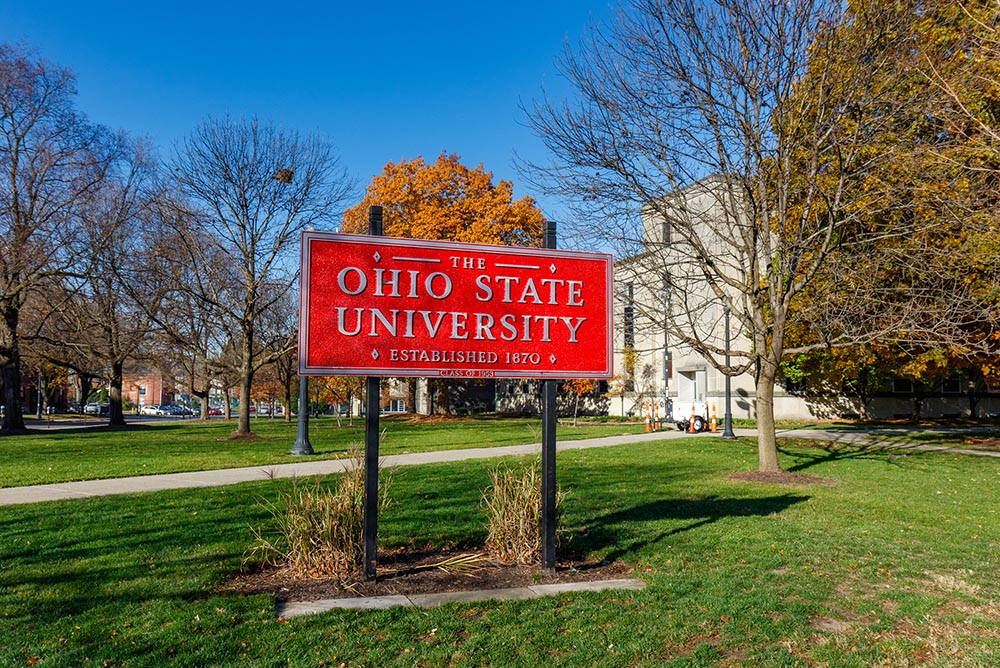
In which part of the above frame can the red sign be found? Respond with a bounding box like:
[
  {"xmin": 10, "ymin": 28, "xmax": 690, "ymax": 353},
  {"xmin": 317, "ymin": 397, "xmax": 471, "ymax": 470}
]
[{"xmin": 299, "ymin": 232, "xmax": 613, "ymax": 379}]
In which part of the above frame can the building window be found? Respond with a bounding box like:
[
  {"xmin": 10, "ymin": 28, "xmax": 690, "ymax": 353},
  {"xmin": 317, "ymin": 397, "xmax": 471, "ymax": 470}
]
[
  {"xmin": 941, "ymin": 377, "xmax": 961, "ymax": 394},
  {"xmin": 893, "ymin": 378, "xmax": 914, "ymax": 393},
  {"xmin": 623, "ymin": 282, "xmax": 635, "ymax": 348},
  {"xmin": 661, "ymin": 220, "xmax": 672, "ymax": 244},
  {"xmin": 784, "ymin": 378, "xmax": 807, "ymax": 394}
]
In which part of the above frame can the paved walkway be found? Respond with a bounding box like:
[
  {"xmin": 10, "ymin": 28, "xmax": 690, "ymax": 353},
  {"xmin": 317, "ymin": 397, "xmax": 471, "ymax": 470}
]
[{"xmin": 2, "ymin": 426, "xmax": 997, "ymax": 507}]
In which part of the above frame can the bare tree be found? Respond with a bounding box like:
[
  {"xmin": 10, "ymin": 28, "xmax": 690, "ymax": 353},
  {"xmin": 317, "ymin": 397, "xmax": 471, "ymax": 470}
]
[
  {"xmin": 0, "ymin": 44, "xmax": 120, "ymax": 432},
  {"xmin": 523, "ymin": 0, "xmax": 939, "ymax": 471},
  {"xmin": 27, "ymin": 139, "xmax": 163, "ymax": 426},
  {"xmin": 170, "ymin": 116, "xmax": 353, "ymax": 438},
  {"xmin": 144, "ymin": 213, "xmax": 231, "ymax": 421}
]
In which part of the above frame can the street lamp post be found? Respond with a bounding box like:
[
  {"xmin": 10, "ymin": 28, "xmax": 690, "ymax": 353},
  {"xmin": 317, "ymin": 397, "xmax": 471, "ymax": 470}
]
[{"xmin": 722, "ymin": 305, "xmax": 736, "ymax": 439}]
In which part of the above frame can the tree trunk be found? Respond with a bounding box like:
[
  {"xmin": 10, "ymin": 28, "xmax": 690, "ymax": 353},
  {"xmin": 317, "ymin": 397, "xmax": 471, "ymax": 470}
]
[
  {"xmin": 77, "ymin": 372, "xmax": 93, "ymax": 407},
  {"xmin": 755, "ymin": 372, "xmax": 782, "ymax": 473},
  {"xmin": 407, "ymin": 379, "xmax": 418, "ymax": 414},
  {"xmin": 108, "ymin": 359, "xmax": 127, "ymax": 426},
  {"xmin": 193, "ymin": 388, "xmax": 210, "ymax": 420},
  {"xmin": 284, "ymin": 379, "xmax": 294, "ymax": 423},
  {"xmin": 0, "ymin": 305, "xmax": 25, "ymax": 432},
  {"xmin": 234, "ymin": 334, "xmax": 254, "ymax": 437}
]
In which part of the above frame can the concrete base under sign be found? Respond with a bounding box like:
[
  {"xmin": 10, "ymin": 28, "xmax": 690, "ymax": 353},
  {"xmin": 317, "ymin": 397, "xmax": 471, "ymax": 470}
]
[{"xmin": 277, "ymin": 578, "xmax": 646, "ymax": 617}]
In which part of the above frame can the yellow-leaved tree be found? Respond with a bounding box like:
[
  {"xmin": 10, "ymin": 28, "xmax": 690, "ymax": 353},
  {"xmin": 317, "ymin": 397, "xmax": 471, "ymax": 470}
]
[{"xmin": 341, "ymin": 152, "xmax": 545, "ymax": 246}]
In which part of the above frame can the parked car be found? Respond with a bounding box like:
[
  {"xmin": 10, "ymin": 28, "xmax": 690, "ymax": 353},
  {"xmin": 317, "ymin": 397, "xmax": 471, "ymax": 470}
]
[
  {"xmin": 207, "ymin": 406, "xmax": 222, "ymax": 416},
  {"xmin": 83, "ymin": 403, "xmax": 109, "ymax": 416},
  {"xmin": 140, "ymin": 404, "xmax": 162, "ymax": 416}
]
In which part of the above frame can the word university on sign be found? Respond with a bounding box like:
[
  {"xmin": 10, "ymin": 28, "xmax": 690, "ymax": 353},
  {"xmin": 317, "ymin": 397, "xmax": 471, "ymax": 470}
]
[{"xmin": 299, "ymin": 232, "xmax": 613, "ymax": 379}]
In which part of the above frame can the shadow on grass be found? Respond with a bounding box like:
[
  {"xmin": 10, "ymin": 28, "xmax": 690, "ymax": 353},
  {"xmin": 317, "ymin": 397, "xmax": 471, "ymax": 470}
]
[
  {"xmin": 779, "ymin": 441, "xmax": 931, "ymax": 474},
  {"xmin": 572, "ymin": 494, "xmax": 810, "ymax": 562}
]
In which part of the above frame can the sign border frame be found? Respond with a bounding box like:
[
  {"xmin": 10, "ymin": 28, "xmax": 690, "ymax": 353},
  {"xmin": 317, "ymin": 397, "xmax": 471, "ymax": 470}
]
[{"xmin": 298, "ymin": 231, "xmax": 614, "ymax": 379}]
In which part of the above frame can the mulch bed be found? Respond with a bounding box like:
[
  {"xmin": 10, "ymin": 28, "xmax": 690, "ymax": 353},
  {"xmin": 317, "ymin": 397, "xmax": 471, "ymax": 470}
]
[
  {"xmin": 225, "ymin": 547, "xmax": 635, "ymax": 603},
  {"xmin": 729, "ymin": 471, "xmax": 836, "ymax": 485}
]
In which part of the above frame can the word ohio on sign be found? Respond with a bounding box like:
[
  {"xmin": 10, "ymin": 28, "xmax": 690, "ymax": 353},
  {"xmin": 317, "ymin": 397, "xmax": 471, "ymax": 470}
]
[{"xmin": 299, "ymin": 232, "xmax": 613, "ymax": 378}]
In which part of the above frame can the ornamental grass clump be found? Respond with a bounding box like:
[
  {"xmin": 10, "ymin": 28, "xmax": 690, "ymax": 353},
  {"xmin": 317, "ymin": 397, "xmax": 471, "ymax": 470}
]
[
  {"xmin": 482, "ymin": 458, "xmax": 562, "ymax": 565},
  {"xmin": 248, "ymin": 446, "xmax": 392, "ymax": 578}
]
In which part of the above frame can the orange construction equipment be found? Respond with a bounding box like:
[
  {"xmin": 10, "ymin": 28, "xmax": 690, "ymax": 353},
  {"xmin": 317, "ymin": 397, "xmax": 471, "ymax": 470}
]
[
  {"xmin": 688, "ymin": 404, "xmax": 696, "ymax": 433},
  {"xmin": 644, "ymin": 400, "xmax": 651, "ymax": 432},
  {"xmin": 710, "ymin": 403, "xmax": 718, "ymax": 432}
]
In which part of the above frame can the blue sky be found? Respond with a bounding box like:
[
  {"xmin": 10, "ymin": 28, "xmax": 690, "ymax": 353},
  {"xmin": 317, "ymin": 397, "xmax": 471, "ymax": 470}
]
[{"xmin": 2, "ymin": 1, "xmax": 613, "ymax": 224}]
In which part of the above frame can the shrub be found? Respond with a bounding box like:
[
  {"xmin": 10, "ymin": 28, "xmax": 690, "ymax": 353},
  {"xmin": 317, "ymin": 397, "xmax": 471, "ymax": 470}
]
[
  {"xmin": 482, "ymin": 458, "xmax": 562, "ymax": 565},
  {"xmin": 248, "ymin": 445, "xmax": 392, "ymax": 578}
]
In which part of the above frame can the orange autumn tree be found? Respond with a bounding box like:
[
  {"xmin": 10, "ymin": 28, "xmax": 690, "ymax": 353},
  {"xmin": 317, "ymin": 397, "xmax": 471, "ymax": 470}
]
[
  {"xmin": 342, "ymin": 152, "xmax": 547, "ymax": 414},
  {"xmin": 564, "ymin": 378, "xmax": 597, "ymax": 426},
  {"xmin": 341, "ymin": 152, "xmax": 545, "ymax": 246}
]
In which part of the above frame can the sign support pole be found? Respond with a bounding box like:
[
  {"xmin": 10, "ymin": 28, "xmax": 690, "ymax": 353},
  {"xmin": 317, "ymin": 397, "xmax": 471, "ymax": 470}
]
[
  {"xmin": 541, "ymin": 221, "xmax": 558, "ymax": 571},
  {"xmin": 364, "ymin": 205, "xmax": 383, "ymax": 581}
]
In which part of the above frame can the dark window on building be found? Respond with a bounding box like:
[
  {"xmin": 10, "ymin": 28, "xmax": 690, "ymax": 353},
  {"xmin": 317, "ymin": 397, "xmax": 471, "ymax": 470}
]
[
  {"xmin": 661, "ymin": 220, "xmax": 672, "ymax": 244},
  {"xmin": 941, "ymin": 377, "xmax": 961, "ymax": 394},
  {"xmin": 893, "ymin": 378, "xmax": 914, "ymax": 393},
  {"xmin": 784, "ymin": 378, "xmax": 807, "ymax": 394},
  {"xmin": 623, "ymin": 283, "xmax": 635, "ymax": 348}
]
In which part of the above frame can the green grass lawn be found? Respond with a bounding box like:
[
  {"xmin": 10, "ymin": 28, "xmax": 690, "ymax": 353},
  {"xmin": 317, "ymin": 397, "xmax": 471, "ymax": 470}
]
[
  {"xmin": 0, "ymin": 416, "xmax": 648, "ymax": 487},
  {"xmin": 2, "ymin": 436, "xmax": 998, "ymax": 667}
]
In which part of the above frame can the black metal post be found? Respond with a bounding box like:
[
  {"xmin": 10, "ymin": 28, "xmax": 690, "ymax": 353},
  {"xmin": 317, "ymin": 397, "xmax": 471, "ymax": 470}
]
[
  {"xmin": 363, "ymin": 205, "xmax": 383, "ymax": 581},
  {"xmin": 722, "ymin": 305, "xmax": 736, "ymax": 439},
  {"xmin": 290, "ymin": 376, "xmax": 313, "ymax": 455},
  {"xmin": 541, "ymin": 220, "xmax": 558, "ymax": 571}
]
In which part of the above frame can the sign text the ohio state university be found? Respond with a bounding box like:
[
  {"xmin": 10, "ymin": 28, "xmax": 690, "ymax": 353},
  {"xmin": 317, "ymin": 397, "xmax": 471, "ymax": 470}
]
[{"xmin": 299, "ymin": 232, "xmax": 613, "ymax": 379}]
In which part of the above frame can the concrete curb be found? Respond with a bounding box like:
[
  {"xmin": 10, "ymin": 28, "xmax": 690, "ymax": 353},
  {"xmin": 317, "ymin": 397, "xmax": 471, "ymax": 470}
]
[{"xmin": 276, "ymin": 578, "xmax": 647, "ymax": 618}]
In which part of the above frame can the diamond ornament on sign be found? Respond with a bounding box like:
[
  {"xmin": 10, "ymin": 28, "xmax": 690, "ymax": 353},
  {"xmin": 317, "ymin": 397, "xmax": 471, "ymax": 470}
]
[
  {"xmin": 373, "ymin": 252, "xmax": 382, "ymax": 263},
  {"xmin": 550, "ymin": 354, "xmax": 557, "ymax": 363},
  {"xmin": 371, "ymin": 349, "xmax": 380, "ymax": 360},
  {"xmin": 549, "ymin": 264, "xmax": 557, "ymax": 273}
]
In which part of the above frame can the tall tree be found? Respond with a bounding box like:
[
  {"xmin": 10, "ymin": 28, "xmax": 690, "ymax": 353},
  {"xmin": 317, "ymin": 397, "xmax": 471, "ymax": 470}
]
[
  {"xmin": 524, "ymin": 0, "xmax": 937, "ymax": 471},
  {"xmin": 31, "ymin": 139, "xmax": 162, "ymax": 426},
  {"xmin": 170, "ymin": 115, "xmax": 353, "ymax": 438},
  {"xmin": 341, "ymin": 152, "xmax": 545, "ymax": 245},
  {"xmin": 781, "ymin": 0, "xmax": 1000, "ymax": 411},
  {"xmin": 0, "ymin": 44, "xmax": 119, "ymax": 432}
]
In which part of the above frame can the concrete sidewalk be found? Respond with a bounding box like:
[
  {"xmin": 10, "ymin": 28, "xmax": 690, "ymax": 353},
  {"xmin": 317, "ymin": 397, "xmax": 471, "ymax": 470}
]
[
  {"xmin": 4, "ymin": 425, "xmax": 996, "ymax": 507},
  {"xmin": 0, "ymin": 427, "xmax": 735, "ymax": 507}
]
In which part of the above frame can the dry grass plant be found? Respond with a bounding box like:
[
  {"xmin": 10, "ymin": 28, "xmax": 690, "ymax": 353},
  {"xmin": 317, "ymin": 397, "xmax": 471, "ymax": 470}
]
[
  {"xmin": 482, "ymin": 457, "xmax": 563, "ymax": 565},
  {"xmin": 247, "ymin": 444, "xmax": 393, "ymax": 579}
]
